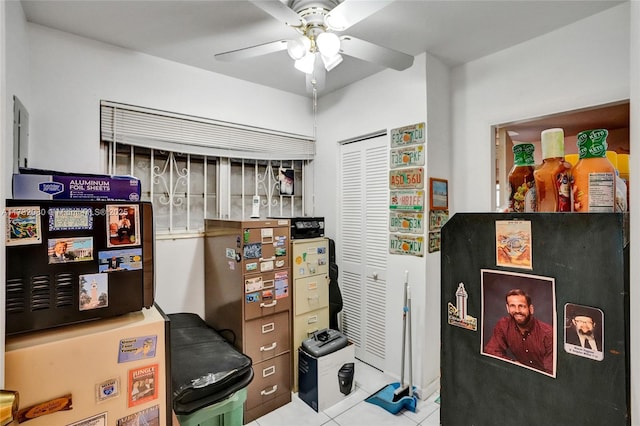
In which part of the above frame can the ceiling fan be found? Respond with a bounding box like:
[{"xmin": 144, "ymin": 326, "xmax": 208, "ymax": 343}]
[{"xmin": 214, "ymin": 0, "xmax": 414, "ymax": 93}]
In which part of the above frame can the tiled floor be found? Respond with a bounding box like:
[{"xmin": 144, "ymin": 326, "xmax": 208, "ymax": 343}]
[{"xmin": 248, "ymin": 359, "xmax": 440, "ymax": 426}]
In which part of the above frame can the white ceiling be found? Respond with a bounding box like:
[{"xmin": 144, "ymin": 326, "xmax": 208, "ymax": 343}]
[{"xmin": 20, "ymin": 0, "xmax": 623, "ymax": 98}]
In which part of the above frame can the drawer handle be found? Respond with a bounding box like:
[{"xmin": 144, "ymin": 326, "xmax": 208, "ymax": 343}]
[
  {"xmin": 260, "ymin": 342, "xmax": 277, "ymax": 352},
  {"xmin": 307, "ymin": 295, "xmax": 319, "ymax": 302},
  {"xmin": 262, "ymin": 365, "xmax": 276, "ymax": 377},
  {"xmin": 307, "ymin": 328, "xmax": 318, "ymax": 337},
  {"xmin": 260, "ymin": 300, "xmax": 277, "ymax": 308},
  {"xmin": 307, "ymin": 315, "xmax": 318, "ymax": 324},
  {"xmin": 261, "ymin": 385, "xmax": 278, "ymax": 396},
  {"xmin": 260, "ymin": 256, "xmax": 276, "ymax": 262},
  {"xmin": 262, "ymin": 323, "xmax": 275, "ymax": 333},
  {"xmin": 262, "ymin": 279, "xmax": 274, "ymax": 289}
]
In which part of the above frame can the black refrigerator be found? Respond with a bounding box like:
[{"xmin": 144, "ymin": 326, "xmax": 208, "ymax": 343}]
[{"xmin": 440, "ymin": 213, "xmax": 629, "ymax": 425}]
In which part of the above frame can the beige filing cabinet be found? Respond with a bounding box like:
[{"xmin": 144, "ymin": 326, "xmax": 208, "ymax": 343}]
[
  {"xmin": 291, "ymin": 237, "xmax": 330, "ymax": 392},
  {"xmin": 203, "ymin": 219, "xmax": 292, "ymax": 423}
]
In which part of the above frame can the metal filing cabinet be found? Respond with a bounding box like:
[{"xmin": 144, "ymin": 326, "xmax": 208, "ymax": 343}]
[
  {"xmin": 203, "ymin": 219, "xmax": 292, "ymax": 423},
  {"xmin": 291, "ymin": 236, "xmax": 329, "ymax": 392}
]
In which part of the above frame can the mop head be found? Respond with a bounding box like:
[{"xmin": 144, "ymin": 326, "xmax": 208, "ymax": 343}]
[{"xmin": 365, "ymin": 382, "xmax": 418, "ymax": 414}]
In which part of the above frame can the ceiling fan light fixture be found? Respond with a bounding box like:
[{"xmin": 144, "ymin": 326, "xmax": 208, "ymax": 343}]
[
  {"xmin": 321, "ymin": 53, "xmax": 343, "ymax": 71},
  {"xmin": 287, "ymin": 36, "xmax": 311, "ymax": 60},
  {"xmin": 294, "ymin": 53, "xmax": 315, "ymax": 74},
  {"xmin": 316, "ymin": 31, "xmax": 341, "ymax": 57},
  {"xmin": 324, "ymin": 12, "xmax": 348, "ymax": 31}
]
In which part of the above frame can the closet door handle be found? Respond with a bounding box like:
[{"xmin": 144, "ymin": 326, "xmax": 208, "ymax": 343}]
[
  {"xmin": 261, "ymin": 385, "xmax": 278, "ymax": 396},
  {"xmin": 260, "ymin": 342, "xmax": 277, "ymax": 352}
]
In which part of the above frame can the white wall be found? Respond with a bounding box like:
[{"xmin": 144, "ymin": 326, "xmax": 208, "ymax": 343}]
[
  {"xmin": 423, "ymin": 52, "xmax": 452, "ymax": 393},
  {"xmin": 315, "ymin": 54, "xmax": 432, "ymax": 390},
  {"xmin": 2, "ymin": 0, "xmax": 32, "ymax": 387},
  {"xmin": 20, "ymin": 22, "xmax": 315, "ymax": 318},
  {"xmin": 451, "ymin": 3, "xmax": 630, "ymax": 212}
]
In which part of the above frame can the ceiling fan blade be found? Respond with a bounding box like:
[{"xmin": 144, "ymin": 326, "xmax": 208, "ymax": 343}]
[
  {"xmin": 214, "ymin": 40, "xmax": 288, "ymax": 62},
  {"xmin": 250, "ymin": 0, "xmax": 304, "ymax": 27},
  {"xmin": 339, "ymin": 35, "xmax": 414, "ymax": 71},
  {"xmin": 325, "ymin": 0, "xmax": 393, "ymax": 31}
]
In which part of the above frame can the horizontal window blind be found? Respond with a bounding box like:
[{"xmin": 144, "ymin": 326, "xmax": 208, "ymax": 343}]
[{"xmin": 101, "ymin": 101, "xmax": 315, "ymax": 160}]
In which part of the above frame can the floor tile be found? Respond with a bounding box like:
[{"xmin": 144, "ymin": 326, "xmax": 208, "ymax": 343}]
[
  {"xmin": 332, "ymin": 399, "xmax": 420, "ymax": 426},
  {"xmin": 419, "ymin": 408, "xmax": 441, "ymax": 426},
  {"xmin": 321, "ymin": 387, "xmax": 370, "ymax": 418},
  {"xmin": 401, "ymin": 390, "xmax": 440, "ymax": 424},
  {"xmin": 353, "ymin": 360, "xmax": 396, "ymax": 395},
  {"xmin": 255, "ymin": 393, "xmax": 331, "ymax": 426}
]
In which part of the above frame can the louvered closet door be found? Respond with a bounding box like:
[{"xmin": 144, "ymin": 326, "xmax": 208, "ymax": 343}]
[{"xmin": 339, "ymin": 135, "xmax": 388, "ymax": 369}]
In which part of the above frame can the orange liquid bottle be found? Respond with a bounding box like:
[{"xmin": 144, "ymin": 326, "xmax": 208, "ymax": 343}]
[
  {"xmin": 572, "ymin": 129, "xmax": 616, "ymax": 212},
  {"xmin": 534, "ymin": 128, "xmax": 572, "ymax": 212},
  {"xmin": 508, "ymin": 143, "xmax": 536, "ymax": 212}
]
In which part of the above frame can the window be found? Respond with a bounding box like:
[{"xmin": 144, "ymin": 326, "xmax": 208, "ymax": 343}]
[{"xmin": 100, "ymin": 102, "xmax": 314, "ymax": 235}]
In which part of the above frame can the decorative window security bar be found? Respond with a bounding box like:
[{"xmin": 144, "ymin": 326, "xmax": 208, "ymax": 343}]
[{"xmin": 104, "ymin": 142, "xmax": 306, "ymax": 234}]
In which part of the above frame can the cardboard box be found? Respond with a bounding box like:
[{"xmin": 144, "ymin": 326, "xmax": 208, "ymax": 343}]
[
  {"xmin": 13, "ymin": 169, "xmax": 141, "ymax": 201},
  {"xmin": 298, "ymin": 342, "xmax": 355, "ymax": 412}
]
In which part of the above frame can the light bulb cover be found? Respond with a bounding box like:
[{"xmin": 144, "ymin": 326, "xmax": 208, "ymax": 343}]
[
  {"xmin": 321, "ymin": 53, "xmax": 343, "ymax": 71},
  {"xmin": 316, "ymin": 32, "xmax": 341, "ymax": 57},
  {"xmin": 287, "ymin": 36, "xmax": 311, "ymax": 60},
  {"xmin": 294, "ymin": 53, "xmax": 315, "ymax": 74}
]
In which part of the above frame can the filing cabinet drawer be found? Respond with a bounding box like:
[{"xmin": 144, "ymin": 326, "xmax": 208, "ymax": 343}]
[
  {"xmin": 242, "ymin": 226, "xmax": 289, "ymax": 272},
  {"xmin": 292, "ymin": 239, "xmax": 329, "ymax": 276},
  {"xmin": 293, "ymin": 308, "xmax": 329, "ymax": 345},
  {"xmin": 244, "ymin": 270, "xmax": 290, "ymax": 321},
  {"xmin": 246, "ymin": 352, "xmax": 291, "ymax": 411},
  {"xmin": 244, "ymin": 311, "xmax": 290, "ymax": 362},
  {"xmin": 294, "ymin": 275, "xmax": 329, "ymax": 315}
]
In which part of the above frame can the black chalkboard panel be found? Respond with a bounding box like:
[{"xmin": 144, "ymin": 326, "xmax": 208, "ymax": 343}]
[{"xmin": 441, "ymin": 213, "xmax": 629, "ymax": 426}]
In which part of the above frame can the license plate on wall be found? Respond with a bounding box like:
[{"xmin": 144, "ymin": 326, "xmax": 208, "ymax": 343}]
[
  {"xmin": 390, "ymin": 190, "xmax": 425, "ymax": 211},
  {"xmin": 389, "ymin": 234, "xmax": 424, "ymax": 257},
  {"xmin": 389, "ymin": 167, "xmax": 424, "ymax": 189},
  {"xmin": 389, "ymin": 212, "xmax": 424, "ymax": 234},
  {"xmin": 390, "ymin": 122, "xmax": 425, "ymax": 148},
  {"xmin": 390, "ymin": 145, "xmax": 425, "ymax": 169}
]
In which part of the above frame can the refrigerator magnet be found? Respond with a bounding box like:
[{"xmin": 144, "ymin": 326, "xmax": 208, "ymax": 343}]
[
  {"xmin": 128, "ymin": 364, "xmax": 159, "ymax": 408},
  {"xmin": 67, "ymin": 412, "xmax": 107, "ymax": 426},
  {"xmin": 79, "ymin": 273, "xmax": 109, "ymax": 311},
  {"xmin": 6, "ymin": 206, "xmax": 42, "ymax": 246},
  {"xmin": 447, "ymin": 282, "xmax": 477, "ymax": 331},
  {"xmin": 117, "ymin": 405, "xmax": 159, "ymax": 426},
  {"xmin": 96, "ymin": 377, "xmax": 120, "ymax": 402},
  {"xmin": 106, "ymin": 204, "xmax": 140, "ymax": 248}
]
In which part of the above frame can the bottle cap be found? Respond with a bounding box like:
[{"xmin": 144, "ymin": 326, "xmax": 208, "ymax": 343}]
[
  {"xmin": 540, "ymin": 128, "xmax": 564, "ymax": 159},
  {"xmin": 512, "ymin": 143, "xmax": 535, "ymax": 166},
  {"xmin": 577, "ymin": 129, "xmax": 608, "ymax": 159}
]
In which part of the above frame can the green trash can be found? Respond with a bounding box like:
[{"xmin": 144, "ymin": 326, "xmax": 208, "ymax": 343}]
[{"xmin": 176, "ymin": 388, "xmax": 247, "ymax": 426}]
